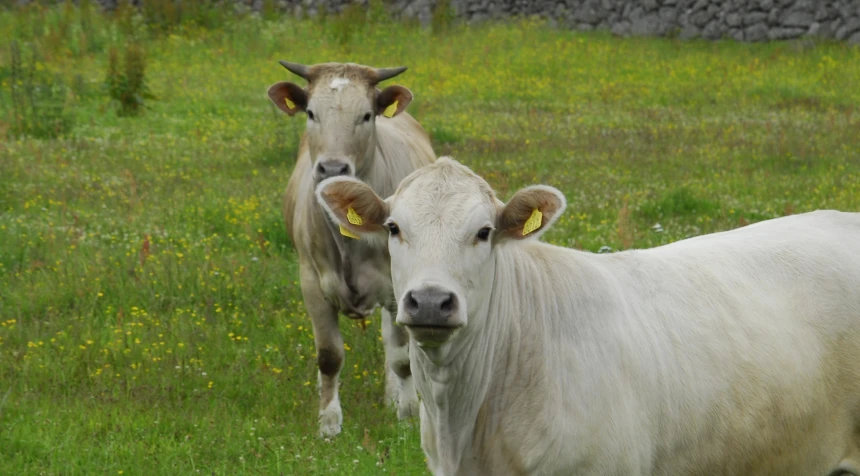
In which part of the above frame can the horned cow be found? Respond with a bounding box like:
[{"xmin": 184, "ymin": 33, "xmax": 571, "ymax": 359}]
[
  {"xmin": 268, "ymin": 61, "xmax": 436, "ymax": 437},
  {"xmin": 317, "ymin": 157, "xmax": 860, "ymax": 475}
]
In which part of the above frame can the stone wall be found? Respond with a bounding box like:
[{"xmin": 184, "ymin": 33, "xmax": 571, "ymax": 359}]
[
  {"xmin": 391, "ymin": 0, "xmax": 860, "ymax": 44},
  {"xmin": 29, "ymin": 0, "xmax": 860, "ymax": 44}
]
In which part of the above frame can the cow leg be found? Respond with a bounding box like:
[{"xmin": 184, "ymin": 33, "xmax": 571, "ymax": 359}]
[
  {"xmin": 300, "ymin": 266, "xmax": 345, "ymax": 437},
  {"xmin": 382, "ymin": 304, "xmax": 418, "ymax": 419}
]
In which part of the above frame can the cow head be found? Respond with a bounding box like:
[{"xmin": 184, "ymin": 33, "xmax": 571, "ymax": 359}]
[
  {"xmin": 268, "ymin": 61, "xmax": 413, "ymax": 182},
  {"xmin": 315, "ymin": 157, "xmax": 566, "ymax": 348}
]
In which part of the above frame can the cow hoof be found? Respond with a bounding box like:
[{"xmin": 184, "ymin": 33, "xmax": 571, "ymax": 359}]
[{"xmin": 319, "ymin": 404, "xmax": 343, "ymax": 437}]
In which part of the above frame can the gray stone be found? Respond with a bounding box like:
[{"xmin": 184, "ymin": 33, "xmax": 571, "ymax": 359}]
[
  {"xmin": 679, "ymin": 25, "xmax": 701, "ymax": 39},
  {"xmin": 690, "ymin": 10, "xmax": 712, "ymax": 27},
  {"xmin": 726, "ymin": 12, "xmax": 741, "ymax": 27},
  {"xmin": 836, "ymin": 18, "xmax": 860, "ymax": 40},
  {"xmin": 745, "ymin": 22, "xmax": 769, "ymax": 41},
  {"xmin": 768, "ymin": 8, "xmax": 781, "ymax": 25},
  {"xmin": 759, "ymin": 0, "xmax": 774, "ymax": 10},
  {"xmin": 643, "ymin": 0, "xmax": 658, "ymax": 12},
  {"xmin": 815, "ymin": 6, "xmax": 837, "ymax": 21},
  {"xmin": 611, "ymin": 20, "xmax": 631, "ymax": 36},
  {"xmin": 702, "ymin": 20, "xmax": 725, "ymax": 39},
  {"xmin": 849, "ymin": 30, "xmax": 860, "ymax": 44},
  {"xmin": 807, "ymin": 22, "xmax": 820, "ymax": 36},
  {"xmin": 631, "ymin": 13, "xmax": 665, "ymax": 36},
  {"xmin": 629, "ymin": 6, "xmax": 645, "ymax": 21},
  {"xmin": 573, "ymin": 7, "xmax": 602, "ymax": 24},
  {"xmin": 744, "ymin": 12, "xmax": 768, "ymax": 26},
  {"xmin": 768, "ymin": 26, "xmax": 806, "ymax": 40},
  {"xmin": 782, "ymin": 10, "xmax": 814, "ymax": 27},
  {"xmin": 730, "ymin": 28, "xmax": 745, "ymax": 41},
  {"xmin": 692, "ymin": 0, "xmax": 709, "ymax": 12},
  {"xmin": 659, "ymin": 7, "xmax": 677, "ymax": 23}
]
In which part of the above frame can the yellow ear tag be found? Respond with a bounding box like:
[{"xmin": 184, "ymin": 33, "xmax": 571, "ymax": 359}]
[
  {"xmin": 339, "ymin": 224, "xmax": 360, "ymax": 239},
  {"xmin": 340, "ymin": 224, "xmax": 360, "ymax": 239},
  {"xmin": 382, "ymin": 100, "xmax": 398, "ymax": 118},
  {"xmin": 346, "ymin": 207, "xmax": 363, "ymax": 226},
  {"xmin": 284, "ymin": 97, "xmax": 296, "ymax": 110},
  {"xmin": 522, "ymin": 209, "xmax": 543, "ymax": 236}
]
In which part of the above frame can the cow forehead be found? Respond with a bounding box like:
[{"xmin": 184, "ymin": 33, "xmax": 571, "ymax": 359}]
[{"xmin": 392, "ymin": 159, "xmax": 498, "ymax": 226}]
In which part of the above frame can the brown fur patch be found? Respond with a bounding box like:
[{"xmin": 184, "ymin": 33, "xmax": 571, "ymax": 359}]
[
  {"xmin": 376, "ymin": 85, "xmax": 413, "ymax": 117},
  {"xmin": 268, "ymin": 82, "xmax": 307, "ymax": 116},
  {"xmin": 319, "ymin": 180, "xmax": 389, "ymax": 234},
  {"xmin": 498, "ymin": 188, "xmax": 564, "ymax": 239}
]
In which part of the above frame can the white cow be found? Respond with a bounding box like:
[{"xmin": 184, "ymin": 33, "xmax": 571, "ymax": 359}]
[
  {"xmin": 316, "ymin": 157, "xmax": 860, "ymax": 476},
  {"xmin": 268, "ymin": 61, "xmax": 436, "ymax": 437}
]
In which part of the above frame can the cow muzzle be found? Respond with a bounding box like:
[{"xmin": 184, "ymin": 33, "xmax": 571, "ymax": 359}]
[
  {"xmin": 399, "ymin": 285, "xmax": 462, "ymax": 345},
  {"xmin": 314, "ymin": 160, "xmax": 352, "ymax": 181}
]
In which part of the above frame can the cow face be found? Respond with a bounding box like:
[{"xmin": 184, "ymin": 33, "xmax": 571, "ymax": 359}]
[
  {"xmin": 315, "ymin": 157, "xmax": 566, "ymax": 348},
  {"xmin": 268, "ymin": 61, "xmax": 413, "ymax": 182}
]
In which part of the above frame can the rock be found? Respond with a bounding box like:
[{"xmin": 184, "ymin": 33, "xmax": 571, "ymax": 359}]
[
  {"xmin": 745, "ymin": 22, "xmax": 769, "ymax": 41},
  {"xmin": 726, "ymin": 12, "xmax": 742, "ymax": 27},
  {"xmin": 643, "ymin": 0, "xmax": 658, "ymax": 12},
  {"xmin": 730, "ymin": 28, "xmax": 745, "ymax": 41},
  {"xmin": 690, "ymin": 10, "xmax": 712, "ymax": 27},
  {"xmin": 679, "ymin": 25, "xmax": 701, "ymax": 39},
  {"xmin": 611, "ymin": 20, "xmax": 631, "ymax": 36},
  {"xmin": 702, "ymin": 20, "xmax": 725, "ymax": 39},
  {"xmin": 630, "ymin": 13, "xmax": 665, "ymax": 36},
  {"xmin": 836, "ymin": 18, "xmax": 860, "ymax": 40},
  {"xmin": 782, "ymin": 10, "xmax": 814, "ymax": 27},
  {"xmin": 849, "ymin": 30, "xmax": 860, "ymax": 45},
  {"xmin": 659, "ymin": 7, "xmax": 677, "ymax": 23},
  {"xmin": 744, "ymin": 12, "xmax": 768, "ymax": 26},
  {"xmin": 768, "ymin": 27, "xmax": 806, "ymax": 40},
  {"xmin": 759, "ymin": 0, "xmax": 774, "ymax": 10},
  {"xmin": 768, "ymin": 8, "xmax": 781, "ymax": 25}
]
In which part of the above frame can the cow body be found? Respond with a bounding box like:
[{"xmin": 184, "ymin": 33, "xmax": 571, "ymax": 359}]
[
  {"xmin": 270, "ymin": 61, "xmax": 435, "ymax": 436},
  {"xmin": 316, "ymin": 157, "xmax": 860, "ymax": 475}
]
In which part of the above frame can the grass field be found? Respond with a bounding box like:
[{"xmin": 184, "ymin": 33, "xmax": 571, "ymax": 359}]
[{"xmin": 1, "ymin": 3, "xmax": 859, "ymax": 475}]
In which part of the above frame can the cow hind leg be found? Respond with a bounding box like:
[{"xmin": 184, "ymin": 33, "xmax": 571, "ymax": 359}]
[
  {"xmin": 301, "ymin": 269, "xmax": 345, "ymax": 437},
  {"xmin": 382, "ymin": 305, "xmax": 418, "ymax": 420}
]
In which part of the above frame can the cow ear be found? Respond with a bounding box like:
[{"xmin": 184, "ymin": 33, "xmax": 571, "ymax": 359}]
[
  {"xmin": 268, "ymin": 81, "xmax": 307, "ymax": 116},
  {"xmin": 376, "ymin": 85, "xmax": 412, "ymax": 118},
  {"xmin": 316, "ymin": 177, "xmax": 390, "ymax": 238},
  {"xmin": 497, "ymin": 185, "xmax": 566, "ymax": 241}
]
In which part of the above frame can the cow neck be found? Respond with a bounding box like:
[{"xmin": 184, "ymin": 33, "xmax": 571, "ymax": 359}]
[{"xmin": 411, "ymin": 247, "xmax": 530, "ymax": 475}]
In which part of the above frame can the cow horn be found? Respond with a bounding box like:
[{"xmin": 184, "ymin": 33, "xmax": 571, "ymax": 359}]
[
  {"xmin": 373, "ymin": 66, "xmax": 408, "ymax": 84},
  {"xmin": 279, "ymin": 60, "xmax": 310, "ymax": 80}
]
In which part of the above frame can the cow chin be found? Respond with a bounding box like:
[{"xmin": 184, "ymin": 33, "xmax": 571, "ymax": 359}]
[{"xmin": 402, "ymin": 322, "xmax": 463, "ymax": 348}]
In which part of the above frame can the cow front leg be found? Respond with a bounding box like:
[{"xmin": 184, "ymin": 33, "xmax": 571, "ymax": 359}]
[
  {"xmin": 382, "ymin": 305, "xmax": 418, "ymax": 419},
  {"xmin": 301, "ymin": 268, "xmax": 345, "ymax": 437}
]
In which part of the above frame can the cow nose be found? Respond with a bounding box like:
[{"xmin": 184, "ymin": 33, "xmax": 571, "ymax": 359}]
[
  {"xmin": 402, "ymin": 287, "xmax": 458, "ymax": 326},
  {"xmin": 316, "ymin": 161, "xmax": 351, "ymax": 179}
]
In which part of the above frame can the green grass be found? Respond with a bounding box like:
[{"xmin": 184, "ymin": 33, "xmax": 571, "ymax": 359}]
[{"xmin": 1, "ymin": 4, "xmax": 859, "ymax": 475}]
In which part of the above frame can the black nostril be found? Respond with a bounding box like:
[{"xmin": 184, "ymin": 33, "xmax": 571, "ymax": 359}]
[
  {"xmin": 337, "ymin": 164, "xmax": 349, "ymax": 176},
  {"xmin": 316, "ymin": 163, "xmax": 326, "ymax": 175},
  {"xmin": 404, "ymin": 291, "xmax": 419, "ymax": 314},
  {"xmin": 439, "ymin": 294, "xmax": 454, "ymax": 313}
]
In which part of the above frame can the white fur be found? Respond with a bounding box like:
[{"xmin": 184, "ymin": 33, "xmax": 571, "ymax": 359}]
[
  {"xmin": 283, "ymin": 65, "xmax": 436, "ymax": 438},
  {"xmin": 375, "ymin": 158, "xmax": 860, "ymax": 475},
  {"xmin": 329, "ymin": 77, "xmax": 349, "ymax": 91}
]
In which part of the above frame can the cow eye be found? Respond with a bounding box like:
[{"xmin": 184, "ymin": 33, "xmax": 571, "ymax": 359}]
[
  {"xmin": 307, "ymin": 110, "xmax": 315, "ymax": 121},
  {"xmin": 476, "ymin": 226, "xmax": 493, "ymax": 242},
  {"xmin": 363, "ymin": 112, "xmax": 372, "ymax": 122},
  {"xmin": 386, "ymin": 222, "xmax": 400, "ymax": 236}
]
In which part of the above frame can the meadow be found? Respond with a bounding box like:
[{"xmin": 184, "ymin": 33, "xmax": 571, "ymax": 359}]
[{"xmin": 1, "ymin": 2, "xmax": 859, "ymax": 474}]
